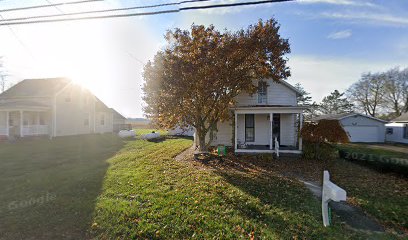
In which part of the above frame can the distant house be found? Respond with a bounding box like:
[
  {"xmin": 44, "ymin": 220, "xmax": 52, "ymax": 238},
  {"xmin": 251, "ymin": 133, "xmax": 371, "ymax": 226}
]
[
  {"xmin": 385, "ymin": 112, "xmax": 408, "ymax": 144},
  {"xmin": 311, "ymin": 113, "xmax": 387, "ymax": 143},
  {"xmin": 0, "ymin": 78, "xmax": 118, "ymax": 139},
  {"xmin": 194, "ymin": 80, "xmax": 307, "ymax": 154}
]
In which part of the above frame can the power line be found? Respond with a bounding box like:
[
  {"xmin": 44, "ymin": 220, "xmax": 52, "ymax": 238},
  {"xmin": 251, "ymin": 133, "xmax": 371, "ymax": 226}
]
[
  {"xmin": 0, "ymin": 0, "xmax": 211, "ymax": 23},
  {"xmin": 0, "ymin": 0, "xmax": 103, "ymax": 13},
  {"xmin": 0, "ymin": 0, "xmax": 293, "ymax": 26}
]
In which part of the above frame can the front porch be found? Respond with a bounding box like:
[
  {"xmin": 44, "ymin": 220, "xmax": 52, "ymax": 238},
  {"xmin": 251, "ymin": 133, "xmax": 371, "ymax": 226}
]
[
  {"xmin": 234, "ymin": 106, "xmax": 305, "ymax": 154},
  {"xmin": 0, "ymin": 110, "xmax": 51, "ymax": 139}
]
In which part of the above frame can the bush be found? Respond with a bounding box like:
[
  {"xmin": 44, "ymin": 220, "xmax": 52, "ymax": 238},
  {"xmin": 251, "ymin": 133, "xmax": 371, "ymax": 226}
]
[
  {"xmin": 301, "ymin": 120, "xmax": 348, "ymax": 160},
  {"xmin": 338, "ymin": 148, "xmax": 408, "ymax": 176},
  {"xmin": 302, "ymin": 141, "xmax": 337, "ymax": 160}
]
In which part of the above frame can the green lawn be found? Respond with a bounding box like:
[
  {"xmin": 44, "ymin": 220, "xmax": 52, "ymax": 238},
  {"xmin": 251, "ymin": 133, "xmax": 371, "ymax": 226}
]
[
  {"xmin": 0, "ymin": 134, "xmax": 397, "ymax": 239},
  {"xmin": 337, "ymin": 143, "xmax": 408, "ymax": 159}
]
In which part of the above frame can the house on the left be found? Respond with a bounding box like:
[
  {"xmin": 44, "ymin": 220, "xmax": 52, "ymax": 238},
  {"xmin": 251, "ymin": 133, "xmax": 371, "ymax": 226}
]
[{"xmin": 0, "ymin": 78, "xmax": 119, "ymax": 139}]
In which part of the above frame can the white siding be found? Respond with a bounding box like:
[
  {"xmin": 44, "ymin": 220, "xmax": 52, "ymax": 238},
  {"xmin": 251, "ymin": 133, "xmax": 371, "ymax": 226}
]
[
  {"xmin": 210, "ymin": 120, "xmax": 233, "ymax": 146},
  {"xmin": 340, "ymin": 115, "xmax": 385, "ymax": 142},
  {"xmin": 385, "ymin": 122, "xmax": 408, "ymax": 144},
  {"xmin": 280, "ymin": 114, "xmax": 296, "ymax": 146},
  {"xmin": 235, "ymin": 80, "xmax": 297, "ymax": 107}
]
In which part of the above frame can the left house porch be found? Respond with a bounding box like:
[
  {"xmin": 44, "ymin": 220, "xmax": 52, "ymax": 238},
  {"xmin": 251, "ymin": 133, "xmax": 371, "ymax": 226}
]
[{"xmin": 0, "ymin": 102, "xmax": 52, "ymax": 139}]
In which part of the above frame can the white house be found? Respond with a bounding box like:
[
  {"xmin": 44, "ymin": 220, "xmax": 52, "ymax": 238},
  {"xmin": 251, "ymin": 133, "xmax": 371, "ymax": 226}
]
[
  {"xmin": 385, "ymin": 112, "xmax": 408, "ymax": 144},
  {"xmin": 311, "ymin": 113, "xmax": 387, "ymax": 143},
  {"xmin": 0, "ymin": 78, "xmax": 117, "ymax": 139},
  {"xmin": 195, "ymin": 79, "xmax": 307, "ymax": 154}
]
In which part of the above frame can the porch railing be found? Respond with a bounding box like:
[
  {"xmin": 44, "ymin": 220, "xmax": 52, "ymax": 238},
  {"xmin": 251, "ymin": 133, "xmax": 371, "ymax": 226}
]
[{"xmin": 22, "ymin": 125, "xmax": 49, "ymax": 136}]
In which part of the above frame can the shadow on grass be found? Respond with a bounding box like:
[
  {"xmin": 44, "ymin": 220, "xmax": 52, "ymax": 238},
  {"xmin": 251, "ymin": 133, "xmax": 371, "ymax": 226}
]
[
  {"xmin": 0, "ymin": 134, "xmax": 125, "ymax": 240},
  {"xmin": 201, "ymin": 156, "xmax": 327, "ymax": 238}
]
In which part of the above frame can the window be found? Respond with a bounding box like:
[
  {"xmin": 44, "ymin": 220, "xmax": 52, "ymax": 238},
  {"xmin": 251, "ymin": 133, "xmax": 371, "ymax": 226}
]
[
  {"xmin": 386, "ymin": 128, "xmax": 393, "ymax": 135},
  {"xmin": 404, "ymin": 124, "xmax": 408, "ymax": 139},
  {"xmin": 9, "ymin": 119, "xmax": 13, "ymax": 126},
  {"xmin": 257, "ymin": 81, "xmax": 267, "ymax": 104},
  {"xmin": 245, "ymin": 114, "xmax": 255, "ymax": 142},
  {"xmin": 39, "ymin": 116, "xmax": 45, "ymax": 125},
  {"xmin": 84, "ymin": 119, "xmax": 89, "ymax": 126},
  {"xmin": 100, "ymin": 114, "xmax": 105, "ymax": 125}
]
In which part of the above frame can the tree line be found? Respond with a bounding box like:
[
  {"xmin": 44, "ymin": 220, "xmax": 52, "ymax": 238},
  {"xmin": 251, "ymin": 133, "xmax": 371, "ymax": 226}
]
[{"xmin": 297, "ymin": 67, "xmax": 408, "ymax": 120}]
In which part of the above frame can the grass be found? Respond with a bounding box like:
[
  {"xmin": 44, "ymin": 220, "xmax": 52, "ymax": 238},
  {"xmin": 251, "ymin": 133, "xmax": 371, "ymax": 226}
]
[
  {"xmin": 0, "ymin": 134, "xmax": 124, "ymax": 239},
  {"xmin": 90, "ymin": 140, "xmax": 366, "ymax": 239},
  {"xmin": 264, "ymin": 153, "xmax": 408, "ymax": 236},
  {"xmin": 0, "ymin": 133, "xmax": 403, "ymax": 239},
  {"xmin": 337, "ymin": 143, "xmax": 408, "ymax": 159},
  {"xmin": 134, "ymin": 128, "xmax": 168, "ymax": 136}
]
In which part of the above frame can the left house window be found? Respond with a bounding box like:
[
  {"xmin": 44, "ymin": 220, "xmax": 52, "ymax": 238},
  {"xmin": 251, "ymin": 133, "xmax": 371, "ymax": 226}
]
[{"xmin": 245, "ymin": 114, "xmax": 255, "ymax": 142}]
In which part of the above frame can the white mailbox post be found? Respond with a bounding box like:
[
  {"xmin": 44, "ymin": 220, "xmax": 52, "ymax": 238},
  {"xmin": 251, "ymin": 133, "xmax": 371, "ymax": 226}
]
[{"xmin": 322, "ymin": 170, "xmax": 346, "ymax": 227}]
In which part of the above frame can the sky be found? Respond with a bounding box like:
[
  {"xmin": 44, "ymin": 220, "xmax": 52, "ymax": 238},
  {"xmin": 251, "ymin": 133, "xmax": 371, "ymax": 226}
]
[{"xmin": 0, "ymin": 0, "xmax": 407, "ymax": 118}]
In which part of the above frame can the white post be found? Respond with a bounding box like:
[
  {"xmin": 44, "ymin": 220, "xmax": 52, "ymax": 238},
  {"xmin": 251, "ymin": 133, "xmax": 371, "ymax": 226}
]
[
  {"xmin": 6, "ymin": 111, "xmax": 9, "ymax": 137},
  {"xmin": 234, "ymin": 112, "xmax": 238, "ymax": 150},
  {"xmin": 269, "ymin": 113, "xmax": 273, "ymax": 150},
  {"xmin": 20, "ymin": 110, "xmax": 23, "ymax": 137},
  {"xmin": 322, "ymin": 171, "xmax": 347, "ymax": 227},
  {"xmin": 299, "ymin": 113, "xmax": 303, "ymax": 151}
]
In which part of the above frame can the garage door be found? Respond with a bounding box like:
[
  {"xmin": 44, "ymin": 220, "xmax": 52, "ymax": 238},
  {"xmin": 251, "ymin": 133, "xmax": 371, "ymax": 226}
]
[{"xmin": 343, "ymin": 126, "xmax": 379, "ymax": 142}]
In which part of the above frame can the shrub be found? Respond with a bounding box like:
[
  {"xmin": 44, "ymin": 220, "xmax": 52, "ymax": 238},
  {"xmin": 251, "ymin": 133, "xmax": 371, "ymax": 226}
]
[{"xmin": 301, "ymin": 120, "xmax": 349, "ymax": 160}]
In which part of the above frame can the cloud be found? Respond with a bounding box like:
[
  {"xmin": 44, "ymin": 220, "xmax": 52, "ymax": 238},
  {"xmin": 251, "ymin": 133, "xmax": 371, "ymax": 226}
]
[
  {"xmin": 327, "ymin": 29, "xmax": 352, "ymax": 39},
  {"xmin": 297, "ymin": 0, "xmax": 378, "ymax": 8},
  {"xmin": 321, "ymin": 12, "xmax": 408, "ymax": 27},
  {"xmin": 287, "ymin": 55, "xmax": 408, "ymax": 102}
]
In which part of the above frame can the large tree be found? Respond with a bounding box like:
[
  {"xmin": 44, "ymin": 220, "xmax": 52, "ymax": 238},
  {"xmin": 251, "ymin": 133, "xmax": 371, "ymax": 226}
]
[
  {"xmin": 383, "ymin": 67, "xmax": 408, "ymax": 116},
  {"xmin": 347, "ymin": 72, "xmax": 386, "ymax": 117},
  {"xmin": 318, "ymin": 90, "xmax": 353, "ymax": 115},
  {"xmin": 143, "ymin": 19, "xmax": 291, "ymax": 152}
]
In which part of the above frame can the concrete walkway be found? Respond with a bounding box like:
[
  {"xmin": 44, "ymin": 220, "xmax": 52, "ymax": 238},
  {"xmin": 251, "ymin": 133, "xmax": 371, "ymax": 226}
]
[{"xmin": 300, "ymin": 179, "xmax": 384, "ymax": 232}]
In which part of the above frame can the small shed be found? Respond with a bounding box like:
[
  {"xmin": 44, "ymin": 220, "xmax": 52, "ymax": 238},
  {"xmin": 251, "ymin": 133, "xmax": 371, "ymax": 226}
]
[{"xmin": 311, "ymin": 113, "xmax": 387, "ymax": 143}]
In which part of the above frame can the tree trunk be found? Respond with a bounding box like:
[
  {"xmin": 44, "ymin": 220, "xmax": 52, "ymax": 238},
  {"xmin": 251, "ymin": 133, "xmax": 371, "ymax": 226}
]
[{"xmin": 197, "ymin": 129, "xmax": 208, "ymax": 152}]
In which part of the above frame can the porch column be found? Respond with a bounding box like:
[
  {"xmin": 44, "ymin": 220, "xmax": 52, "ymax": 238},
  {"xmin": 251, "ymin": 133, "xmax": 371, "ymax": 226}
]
[
  {"xmin": 269, "ymin": 113, "xmax": 273, "ymax": 150},
  {"xmin": 299, "ymin": 112, "xmax": 303, "ymax": 151},
  {"xmin": 234, "ymin": 112, "xmax": 238, "ymax": 150},
  {"xmin": 6, "ymin": 111, "xmax": 9, "ymax": 137},
  {"xmin": 20, "ymin": 110, "xmax": 24, "ymax": 137}
]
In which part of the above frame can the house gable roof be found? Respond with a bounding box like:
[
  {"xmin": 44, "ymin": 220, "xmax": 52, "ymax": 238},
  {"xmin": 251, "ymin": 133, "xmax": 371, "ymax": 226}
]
[
  {"xmin": 392, "ymin": 112, "xmax": 408, "ymax": 122},
  {"xmin": 111, "ymin": 108, "xmax": 126, "ymax": 120},
  {"xmin": 278, "ymin": 80, "xmax": 302, "ymax": 95},
  {"xmin": 0, "ymin": 78, "xmax": 71, "ymax": 99},
  {"xmin": 311, "ymin": 112, "xmax": 388, "ymax": 123}
]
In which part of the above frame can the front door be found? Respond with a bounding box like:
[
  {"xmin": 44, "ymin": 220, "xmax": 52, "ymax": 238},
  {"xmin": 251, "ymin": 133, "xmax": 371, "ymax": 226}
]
[{"xmin": 272, "ymin": 114, "xmax": 280, "ymax": 146}]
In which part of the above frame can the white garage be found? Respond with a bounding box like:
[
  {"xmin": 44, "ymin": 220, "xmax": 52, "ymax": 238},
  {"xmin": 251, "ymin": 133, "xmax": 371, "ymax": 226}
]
[{"xmin": 312, "ymin": 113, "xmax": 387, "ymax": 143}]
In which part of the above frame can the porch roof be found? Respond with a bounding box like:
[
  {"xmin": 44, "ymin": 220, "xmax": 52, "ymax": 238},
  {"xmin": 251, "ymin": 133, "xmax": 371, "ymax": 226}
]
[
  {"xmin": 232, "ymin": 105, "xmax": 308, "ymax": 114},
  {"xmin": 0, "ymin": 100, "xmax": 50, "ymax": 111}
]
